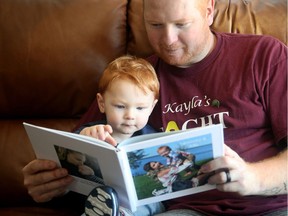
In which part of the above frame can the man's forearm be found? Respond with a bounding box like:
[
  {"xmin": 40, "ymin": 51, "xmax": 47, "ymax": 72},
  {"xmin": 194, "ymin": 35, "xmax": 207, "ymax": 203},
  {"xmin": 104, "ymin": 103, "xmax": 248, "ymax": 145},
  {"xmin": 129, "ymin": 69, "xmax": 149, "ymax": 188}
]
[{"xmin": 250, "ymin": 149, "xmax": 287, "ymax": 196}]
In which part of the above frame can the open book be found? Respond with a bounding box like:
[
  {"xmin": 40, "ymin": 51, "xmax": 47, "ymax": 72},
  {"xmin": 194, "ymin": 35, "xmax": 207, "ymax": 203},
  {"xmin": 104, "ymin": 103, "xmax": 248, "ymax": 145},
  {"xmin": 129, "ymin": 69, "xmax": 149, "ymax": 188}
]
[{"xmin": 24, "ymin": 123, "xmax": 224, "ymax": 212}]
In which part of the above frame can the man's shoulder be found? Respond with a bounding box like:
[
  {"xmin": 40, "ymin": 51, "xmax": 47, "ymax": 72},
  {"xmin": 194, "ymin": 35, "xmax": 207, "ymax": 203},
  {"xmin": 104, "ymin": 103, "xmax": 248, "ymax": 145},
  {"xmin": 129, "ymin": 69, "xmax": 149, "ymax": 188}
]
[
  {"xmin": 217, "ymin": 31, "xmax": 284, "ymax": 46},
  {"xmin": 216, "ymin": 31, "xmax": 287, "ymax": 59}
]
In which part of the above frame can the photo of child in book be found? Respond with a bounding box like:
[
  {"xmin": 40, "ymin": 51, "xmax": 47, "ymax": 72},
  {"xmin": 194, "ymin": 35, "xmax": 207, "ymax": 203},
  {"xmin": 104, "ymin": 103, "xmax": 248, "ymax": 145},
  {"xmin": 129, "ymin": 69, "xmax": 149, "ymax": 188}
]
[
  {"xmin": 143, "ymin": 144, "xmax": 213, "ymax": 197},
  {"xmin": 54, "ymin": 146, "xmax": 104, "ymax": 184},
  {"xmin": 157, "ymin": 145, "xmax": 201, "ymax": 177},
  {"xmin": 143, "ymin": 161, "xmax": 200, "ymax": 196}
]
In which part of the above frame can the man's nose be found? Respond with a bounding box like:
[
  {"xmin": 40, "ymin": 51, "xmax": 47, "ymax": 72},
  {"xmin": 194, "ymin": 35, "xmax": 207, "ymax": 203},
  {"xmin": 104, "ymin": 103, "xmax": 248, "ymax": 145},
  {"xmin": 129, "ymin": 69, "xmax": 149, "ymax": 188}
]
[{"xmin": 163, "ymin": 25, "xmax": 178, "ymax": 46}]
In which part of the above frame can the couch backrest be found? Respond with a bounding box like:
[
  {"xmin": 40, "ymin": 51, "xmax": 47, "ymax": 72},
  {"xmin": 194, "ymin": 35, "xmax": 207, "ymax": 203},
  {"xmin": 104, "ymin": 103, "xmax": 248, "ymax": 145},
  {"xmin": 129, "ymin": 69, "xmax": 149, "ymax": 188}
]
[{"xmin": 0, "ymin": 0, "xmax": 127, "ymax": 118}]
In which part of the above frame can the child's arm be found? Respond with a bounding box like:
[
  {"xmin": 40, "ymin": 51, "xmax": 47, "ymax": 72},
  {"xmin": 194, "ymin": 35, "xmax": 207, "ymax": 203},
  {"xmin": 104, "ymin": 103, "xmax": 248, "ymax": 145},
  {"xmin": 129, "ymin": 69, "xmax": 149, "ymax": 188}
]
[{"xmin": 80, "ymin": 124, "xmax": 117, "ymax": 146}]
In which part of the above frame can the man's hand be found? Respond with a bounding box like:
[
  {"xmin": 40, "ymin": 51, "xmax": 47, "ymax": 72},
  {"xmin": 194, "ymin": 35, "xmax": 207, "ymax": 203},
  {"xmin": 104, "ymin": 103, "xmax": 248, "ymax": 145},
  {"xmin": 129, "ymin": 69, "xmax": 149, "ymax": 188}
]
[
  {"xmin": 22, "ymin": 159, "xmax": 74, "ymax": 203},
  {"xmin": 200, "ymin": 145, "xmax": 288, "ymax": 196}
]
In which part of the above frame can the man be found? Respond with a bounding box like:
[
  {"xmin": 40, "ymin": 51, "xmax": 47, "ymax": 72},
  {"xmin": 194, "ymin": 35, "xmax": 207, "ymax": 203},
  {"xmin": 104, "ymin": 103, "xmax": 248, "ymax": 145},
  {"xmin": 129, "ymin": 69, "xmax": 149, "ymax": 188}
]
[{"xmin": 23, "ymin": 0, "xmax": 287, "ymax": 215}]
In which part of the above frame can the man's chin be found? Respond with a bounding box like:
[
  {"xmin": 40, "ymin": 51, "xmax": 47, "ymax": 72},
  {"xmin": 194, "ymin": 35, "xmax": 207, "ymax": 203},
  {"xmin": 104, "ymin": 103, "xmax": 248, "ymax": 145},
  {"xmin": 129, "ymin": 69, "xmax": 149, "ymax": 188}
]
[{"xmin": 161, "ymin": 55, "xmax": 185, "ymax": 66}]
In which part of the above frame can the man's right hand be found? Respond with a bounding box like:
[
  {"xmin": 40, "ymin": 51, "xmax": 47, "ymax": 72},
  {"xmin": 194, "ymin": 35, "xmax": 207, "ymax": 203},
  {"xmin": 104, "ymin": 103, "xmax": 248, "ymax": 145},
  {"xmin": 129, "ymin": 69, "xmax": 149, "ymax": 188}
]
[{"xmin": 22, "ymin": 159, "xmax": 74, "ymax": 203}]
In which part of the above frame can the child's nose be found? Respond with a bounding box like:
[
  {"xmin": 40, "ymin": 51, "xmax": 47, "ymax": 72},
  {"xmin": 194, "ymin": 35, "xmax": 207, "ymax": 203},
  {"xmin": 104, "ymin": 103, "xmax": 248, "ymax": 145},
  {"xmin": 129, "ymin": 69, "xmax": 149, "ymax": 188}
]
[{"xmin": 124, "ymin": 108, "xmax": 135, "ymax": 119}]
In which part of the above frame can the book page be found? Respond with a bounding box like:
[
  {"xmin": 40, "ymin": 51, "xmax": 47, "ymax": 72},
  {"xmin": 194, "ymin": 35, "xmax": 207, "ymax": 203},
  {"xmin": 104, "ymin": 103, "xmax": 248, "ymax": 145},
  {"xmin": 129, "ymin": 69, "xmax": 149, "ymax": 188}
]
[
  {"xmin": 118, "ymin": 124, "xmax": 224, "ymax": 207},
  {"xmin": 23, "ymin": 123, "xmax": 135, "ymax": 210},
  {"xmin": 118, "ymin": 130, "xmax": 182, "ymax": 147}
]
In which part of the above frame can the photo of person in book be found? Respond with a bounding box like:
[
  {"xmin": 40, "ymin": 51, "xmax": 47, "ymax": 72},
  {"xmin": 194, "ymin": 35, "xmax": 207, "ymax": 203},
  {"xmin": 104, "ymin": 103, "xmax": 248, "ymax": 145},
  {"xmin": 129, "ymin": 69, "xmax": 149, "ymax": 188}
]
[
  {"xmin": 55, "ymin": 146, "xmax": 104, "ymax": 184},
  {"xmin": 157, "ymin": 145, "xmax": 201, "ymax": 177},
  {"xmin": 143, "ymin": 160, "xmax": 213, "ymax": 196},
  {"xmin": 143, "ymin": 161, "xmax": 199, "ymax": 195}
]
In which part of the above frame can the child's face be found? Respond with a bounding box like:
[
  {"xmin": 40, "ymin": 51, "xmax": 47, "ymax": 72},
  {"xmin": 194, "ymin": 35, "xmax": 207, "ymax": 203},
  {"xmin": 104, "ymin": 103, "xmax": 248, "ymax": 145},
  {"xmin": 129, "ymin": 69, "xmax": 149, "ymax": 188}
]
[
  {"xmin": 97, "ymin": 79, "xmax": 157, "ymax": 138},
  {"xmin": 67, "ymin": 151, "xmax": 86, "ymax": 166},
  {"xmin": 158, "ymin": 147, "xmax": 170, "ymax": 157}
]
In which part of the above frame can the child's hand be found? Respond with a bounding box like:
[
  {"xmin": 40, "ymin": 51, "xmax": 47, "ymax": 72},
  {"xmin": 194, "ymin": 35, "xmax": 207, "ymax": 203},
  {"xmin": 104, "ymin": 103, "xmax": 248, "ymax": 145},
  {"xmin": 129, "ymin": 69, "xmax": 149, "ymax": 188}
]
[{"xmin": 80, "ymin": 125, "xmax": 117, "ymax": 146}]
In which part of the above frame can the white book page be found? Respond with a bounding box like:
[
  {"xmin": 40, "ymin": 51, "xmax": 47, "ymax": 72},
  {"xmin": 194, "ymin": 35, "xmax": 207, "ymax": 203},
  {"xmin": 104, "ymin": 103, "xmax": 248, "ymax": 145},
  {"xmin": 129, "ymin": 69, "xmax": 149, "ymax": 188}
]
[
  {"xmin": 118, "ymin": 124, "xmax": 224, "ymax": 207},
  {"xmin": 118, "ymin": 129, "xmax": 182, "ymax": 147},
  {"xmin": 23, "ymin": 123, "xmax": 134, "ymax": 210}
]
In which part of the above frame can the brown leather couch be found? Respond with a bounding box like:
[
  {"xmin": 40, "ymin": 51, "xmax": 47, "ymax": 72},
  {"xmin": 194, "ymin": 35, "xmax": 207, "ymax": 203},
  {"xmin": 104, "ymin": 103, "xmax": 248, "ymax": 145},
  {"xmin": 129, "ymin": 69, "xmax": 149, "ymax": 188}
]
[{"xmin": 0, "ymin": 0, "xmax": 286, "ymax": 215}]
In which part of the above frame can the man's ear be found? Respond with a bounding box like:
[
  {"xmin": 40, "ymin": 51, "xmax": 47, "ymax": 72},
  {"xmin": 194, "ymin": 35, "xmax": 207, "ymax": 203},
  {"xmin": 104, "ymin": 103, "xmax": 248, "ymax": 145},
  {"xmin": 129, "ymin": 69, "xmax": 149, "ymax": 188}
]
[
  {"xmin": 207, "ymin": 0, "xmax": 215, "ymax": 26},
  {"xmin": 97, "ymin": 93, "xmax": 105, "ymax": 113}
]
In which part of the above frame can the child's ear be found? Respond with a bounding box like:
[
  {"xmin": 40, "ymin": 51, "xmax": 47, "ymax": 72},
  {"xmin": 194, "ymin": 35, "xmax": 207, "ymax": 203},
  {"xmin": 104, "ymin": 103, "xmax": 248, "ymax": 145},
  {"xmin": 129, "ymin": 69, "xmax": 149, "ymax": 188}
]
[
  {"xmin": 152, "ymin": 99, "xmax": 158, "ymax": 110},
  {"xmin": 97, "ymin": 93, "xmax": 105, "ymax": 113},
  {"xmin": 149, "ymin": 99, "xmax": 158, "ymax": 114}
]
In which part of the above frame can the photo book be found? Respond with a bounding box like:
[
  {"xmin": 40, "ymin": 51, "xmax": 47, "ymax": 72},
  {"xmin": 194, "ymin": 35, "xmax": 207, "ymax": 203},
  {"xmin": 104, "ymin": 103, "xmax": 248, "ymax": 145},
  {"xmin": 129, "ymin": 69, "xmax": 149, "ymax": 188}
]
[{"xmin": 24, "ymin": 122, "xmax": 224, "ymax": 212}]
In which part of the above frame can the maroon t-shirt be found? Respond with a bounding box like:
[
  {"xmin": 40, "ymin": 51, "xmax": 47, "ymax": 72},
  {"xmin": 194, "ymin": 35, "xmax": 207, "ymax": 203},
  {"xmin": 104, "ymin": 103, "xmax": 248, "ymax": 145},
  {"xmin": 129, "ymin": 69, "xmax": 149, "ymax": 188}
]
[{"xmin": 76, "ymin": 32, "xmax": 287, "ymax": 215}]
